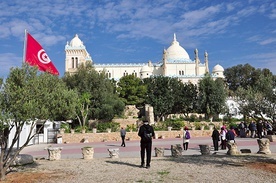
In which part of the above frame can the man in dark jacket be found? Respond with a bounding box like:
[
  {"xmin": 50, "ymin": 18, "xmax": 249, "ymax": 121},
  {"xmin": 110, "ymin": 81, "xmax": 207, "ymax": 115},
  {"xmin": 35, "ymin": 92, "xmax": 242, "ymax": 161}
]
[
  {"xmin": 138, "ymin": 120, "xmax": 155, "ymax": 169},
  {"xmin": 211, "ymin": 127, "xmax": 220, "ymax": 151},
  {"xmin": 226, "ymin": 126, "xmax": 235, "ymax": 142},
  {"xmin": 256, "ymin": 120, "xmax": 263, "ymax": 139},
  {"xmin": 249, "ymin": 121, "xmax": 257, "ymax": 138}
]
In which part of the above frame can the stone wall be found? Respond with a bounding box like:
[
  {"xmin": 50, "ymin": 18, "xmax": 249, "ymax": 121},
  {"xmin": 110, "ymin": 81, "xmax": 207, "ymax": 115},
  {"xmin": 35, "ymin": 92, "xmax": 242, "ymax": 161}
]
[
  {"xmin": 61, "ymin": 130, "xmax": 212, "ymax": 143},
  {"xmin": 112, "ymin": 117, "xmax": 138, "ymax": 128}
]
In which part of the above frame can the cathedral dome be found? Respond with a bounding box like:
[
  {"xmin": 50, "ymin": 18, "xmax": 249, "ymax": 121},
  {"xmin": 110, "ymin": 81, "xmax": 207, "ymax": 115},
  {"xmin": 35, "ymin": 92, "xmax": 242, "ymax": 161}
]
[
  {"xmin": 70, "ymin": 34, "xmax": 83, "ymax": 47},
  {"xmin": 166, "ymin": 34, "xmax": 190, "ymax": 60},
  {"xmin": 212, "ymin": 64, "xmax": 224, "ymax": 73}
]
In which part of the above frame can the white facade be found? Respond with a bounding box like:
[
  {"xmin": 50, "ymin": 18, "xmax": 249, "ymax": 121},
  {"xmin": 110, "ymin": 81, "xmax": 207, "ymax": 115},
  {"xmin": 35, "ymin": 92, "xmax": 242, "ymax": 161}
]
[
  {"xmin": 65, "ymin": 34, "xmax": 224, "ymax": 83},
  {"xmin": 8, "ymin": 120, "xmax": 59, "ymax": 148}
]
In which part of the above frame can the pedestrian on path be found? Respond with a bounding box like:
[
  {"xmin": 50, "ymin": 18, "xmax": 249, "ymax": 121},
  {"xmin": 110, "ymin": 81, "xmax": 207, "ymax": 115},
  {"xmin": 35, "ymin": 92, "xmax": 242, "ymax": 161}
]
[
  {"xmin": 211, "ymin": 127, "xmax": 220, "ymax": 151},
  {"xmin": 120, "ymin": 127, "xmax": 126, "ymax": 147},
  {"xmin": 183, "ymin": 126, "xmax": 190, "ymax": 150},
  {"xmin": 138, "ymin": 120, "xmax": 155, "ymax": 169},
  {"xmin": 220, "ymin": 126, "xmax": 227, "ymax": 150}
]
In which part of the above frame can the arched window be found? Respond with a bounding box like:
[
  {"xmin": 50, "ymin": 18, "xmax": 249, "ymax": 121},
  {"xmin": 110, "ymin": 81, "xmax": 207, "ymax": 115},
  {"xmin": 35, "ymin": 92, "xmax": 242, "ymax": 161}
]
[
  {"xmin": 72, "ymin": 57, "xmax": 75, "ymax": 68},
  {"xmin": 182, "ymin": 71, "xmax": 184, "ymax": 75},
  {"xmin": 75, "ymin": 57, "xmax": 78, "ymax": 68}
]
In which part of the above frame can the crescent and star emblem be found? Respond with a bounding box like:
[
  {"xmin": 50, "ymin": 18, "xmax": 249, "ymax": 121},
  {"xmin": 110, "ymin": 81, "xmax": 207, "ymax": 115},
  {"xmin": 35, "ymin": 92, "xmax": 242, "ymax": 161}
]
[{"xmin": 37, "ymin": 49, "xmax": 51, "ymax": 64}]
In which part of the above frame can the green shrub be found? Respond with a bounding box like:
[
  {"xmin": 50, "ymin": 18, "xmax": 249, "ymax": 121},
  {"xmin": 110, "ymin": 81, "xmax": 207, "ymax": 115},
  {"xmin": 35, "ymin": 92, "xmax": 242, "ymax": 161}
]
[
  {"xmin": 74, "ymin": 125, "xmax": 88, "ymax": 133},
  {"xmin": 163, "ymin": 119, "xmax": 185, "ymax": 130},
  {"xmin": 96, "ymin": 122, "xmax": 120, "ymax": 132},
  {"xmin": 126, "ymin": 124, "xmax": 137, "ymax": 132},
  {"xmin": 153, "ymin": 122, "xmax": 167, "ymax": 131},
  {"xmin": 192, "ymin": 122, "xmax": 201, "ymax": 130},
  {"xmin": 60, "ymin": 123, "xmax": 70, "ymax": 133}
]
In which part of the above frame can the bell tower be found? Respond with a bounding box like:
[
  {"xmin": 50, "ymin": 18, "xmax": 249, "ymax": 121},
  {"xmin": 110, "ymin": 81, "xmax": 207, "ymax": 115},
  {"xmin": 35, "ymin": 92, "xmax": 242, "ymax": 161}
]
[{"xmin": 65, "ymin": 34, "xmax": 93, "ymax": 74}]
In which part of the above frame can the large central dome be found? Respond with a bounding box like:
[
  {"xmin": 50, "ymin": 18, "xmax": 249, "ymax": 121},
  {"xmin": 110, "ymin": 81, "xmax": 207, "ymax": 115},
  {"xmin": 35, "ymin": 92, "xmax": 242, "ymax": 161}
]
[{"xmin": 166, "ymin": 34, "xmax": 190, "ymax": 61}]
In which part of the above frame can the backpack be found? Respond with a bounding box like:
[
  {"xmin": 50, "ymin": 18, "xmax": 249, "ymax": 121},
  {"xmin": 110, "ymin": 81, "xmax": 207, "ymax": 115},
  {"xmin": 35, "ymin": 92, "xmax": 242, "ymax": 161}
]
[
  {"xmin": 185, "ymin": 131, "xmax": 190, "ymax": 139},
  {"xmin": 143, "ymin": 127, "xmax": 152, "ymax": 141}
]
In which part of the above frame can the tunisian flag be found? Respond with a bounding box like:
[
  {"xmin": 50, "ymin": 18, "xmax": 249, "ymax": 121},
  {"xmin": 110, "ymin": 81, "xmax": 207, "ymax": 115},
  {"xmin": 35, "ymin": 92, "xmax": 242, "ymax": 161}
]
[{"xmin": 25, "ymin": 33, "xmax": 59, "ymax": 75}]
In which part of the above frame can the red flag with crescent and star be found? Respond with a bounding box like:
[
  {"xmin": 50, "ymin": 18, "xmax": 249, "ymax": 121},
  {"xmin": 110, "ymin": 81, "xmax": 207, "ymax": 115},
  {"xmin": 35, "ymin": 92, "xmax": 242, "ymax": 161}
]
[{"xmin": 25, "ymin": 33, "xmax": 59, "ymax": 75}]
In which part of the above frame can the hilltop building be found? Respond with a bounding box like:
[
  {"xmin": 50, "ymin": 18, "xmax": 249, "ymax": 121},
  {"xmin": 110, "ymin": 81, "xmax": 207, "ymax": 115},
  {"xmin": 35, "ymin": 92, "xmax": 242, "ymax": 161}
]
[{"xmin": 65, "ymin": 34, "xmax": 224, "ymax": 84}]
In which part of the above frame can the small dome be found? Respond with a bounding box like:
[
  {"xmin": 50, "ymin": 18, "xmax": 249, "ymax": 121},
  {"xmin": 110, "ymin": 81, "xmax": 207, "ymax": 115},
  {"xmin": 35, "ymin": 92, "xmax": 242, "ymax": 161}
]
[
  {"xmin": 166, "ymin": 34, "xmax": 190, "ymax": 60},
  {"xmin": 212, "ymin": 64, "xmax": 224, "ymax": 73},
  {"xmin": 140, "ymin": 65, "xmax": 151, "ymax": 73},
  {"xmin": 70, "ymin": 34, "xmax": 83, "ymax": 47}
]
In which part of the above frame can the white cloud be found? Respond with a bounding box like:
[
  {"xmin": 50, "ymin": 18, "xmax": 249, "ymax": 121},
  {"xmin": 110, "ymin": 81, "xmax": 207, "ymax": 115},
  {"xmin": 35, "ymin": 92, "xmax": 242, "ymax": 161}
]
[{"xmin": 259, "ymin": 38, "xmax": 276, "ymax": 45}]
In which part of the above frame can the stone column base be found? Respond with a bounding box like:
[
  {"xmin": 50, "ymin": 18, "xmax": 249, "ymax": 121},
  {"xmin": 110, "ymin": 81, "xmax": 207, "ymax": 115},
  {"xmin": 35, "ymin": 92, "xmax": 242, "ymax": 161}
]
[
  {"xmin": 227, "ymin": 142, "xmax": 240, "ymax": 155},
  {"xmin": 155, "ymin": 147, "xmax": 164, "ymax": 157},
  {"xmin": 82, "ymin": 147, "xmax": 94, "ymax": 159},
  {"xmin": 108, "ymin": 148, "xmax": 119, "ymax": 158},
  {"xmin": 47, "ymin": 147, "xmax": 62, "ymax": 160},
  {"xmin": 199, "ymin": 145, "xmax": 210, "ymax": 155},
  {"xmin": 257, "ymin": 138, "xmax": 271, "ymax": 154},
  {"xmin": 171, "ymin": 144, "xmax": 182, "ymax": 157}
]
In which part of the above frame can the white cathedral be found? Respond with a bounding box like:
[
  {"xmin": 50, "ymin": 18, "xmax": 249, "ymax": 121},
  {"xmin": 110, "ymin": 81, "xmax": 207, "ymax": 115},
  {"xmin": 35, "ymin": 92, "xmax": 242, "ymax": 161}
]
[{"xmin": 65, "ymin": 34, "xmax": 224, "ymax": 84}]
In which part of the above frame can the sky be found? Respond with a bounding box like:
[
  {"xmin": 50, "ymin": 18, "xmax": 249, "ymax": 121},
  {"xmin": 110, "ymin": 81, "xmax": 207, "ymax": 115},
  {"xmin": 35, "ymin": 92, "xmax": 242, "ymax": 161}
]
[{"xmin": 0, "ymin": 0, "xmax": 276, "ymax": 78}]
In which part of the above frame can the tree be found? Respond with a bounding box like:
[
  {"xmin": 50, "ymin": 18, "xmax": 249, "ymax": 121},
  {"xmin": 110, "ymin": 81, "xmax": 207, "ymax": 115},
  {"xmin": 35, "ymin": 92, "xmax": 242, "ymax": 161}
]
[
  {"xmin": 224, "ymin": 63, "xmax": 274, "ymax": 94},
  {"xmin": 0, "ymin": 64, "xmax": 77, "ymax": 180},
  {"xmin": 144, "ymin": 76, "xmax": 177, "ymax": 122},
  {"xmin": 237, "ymin": 74, "xmax": 276, "ymax": 122},
  {"xmin": 197, "ymin": 75, "xmax": 227, "ymax": 120},
  {"xmin": 63, "ymin": 62, "xmax": 125, "ymax": 122},
  {"xmin": 225, "ymin": 64, "xmax": 276, "ymax": 122},
  {"xmin": 173, "ymin": 82, "xmax": 198, "ymax": 117},
  {"xmin": 75, "ymin": 92, "xmax": 91, "ymax": 129},
  {"xmin": 117, "ymin": 75, "xmax": 147, "ymax": 107}
]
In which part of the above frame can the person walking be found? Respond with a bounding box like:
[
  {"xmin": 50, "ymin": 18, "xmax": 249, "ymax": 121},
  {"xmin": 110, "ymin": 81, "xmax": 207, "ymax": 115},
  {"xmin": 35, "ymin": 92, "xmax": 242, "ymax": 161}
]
[
  {"xmin": 138, "ymin": 120, "xmax": 155, "ymax": 169},
  {"xmin": 183, "ymin": 126, "xmax": 190, "ymax": 151},
  {"xmin": 249, "ymin": 121, "xmax": 256, "ymax": 138},
  {"xmin": 220, "ymin": 126, "xmax": 227, "ymax": 150},
  {"xmin": 256, "ymin": 120, "xmax": 263, "ymax": 139},
  {"xmin": 211, "ymin": 127, "xmax": 220, "ymax": 151},
  {"xmin": 120, "ymin": 127, "xmax": 126, "ymax": 147},
  {"xmin": 238, "ymin": 121, "xmax": 246, "ymax": 138}
]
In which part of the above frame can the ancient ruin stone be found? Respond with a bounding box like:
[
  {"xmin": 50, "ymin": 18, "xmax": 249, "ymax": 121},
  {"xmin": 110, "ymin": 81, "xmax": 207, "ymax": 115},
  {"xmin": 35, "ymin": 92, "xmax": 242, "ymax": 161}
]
[
  {"xmin": 82, "ymin": 147, "xmax": 94, "ymax": 160},
  {"xmin": 227, "ymin": 142, "xmax": 240, "ymax": 155},
  {"xmin": 257, "ymin": 138, "xmax": 271, "ymax": 154},
  {"xmin": 11, "ymin": 154, "xmax": 34, "ymax": 166},
  {"xmin": 171, "ymin": 144, "xmax": 182, "ymax": 157},
  {"xmin": 155, "ymin": 147, "xmax": 164, "ymax": 157},
  {"xmin": 199, "ymin": 145, "xmax": 210, "ymax": 155},
  {"xmin": 108, "ymin": 148, "xmax": 119, "ymax": 158},
  {"xmin": 46, "ymin": 147, "xmax": 62, "ymax": 160}
]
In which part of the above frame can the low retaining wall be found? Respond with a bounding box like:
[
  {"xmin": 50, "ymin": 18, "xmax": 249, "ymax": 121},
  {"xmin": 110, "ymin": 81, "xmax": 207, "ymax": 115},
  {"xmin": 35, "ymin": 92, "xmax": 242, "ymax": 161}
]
[{"xmin": 61, "ymin": 130, "xmax": 212, "ymax": 143}]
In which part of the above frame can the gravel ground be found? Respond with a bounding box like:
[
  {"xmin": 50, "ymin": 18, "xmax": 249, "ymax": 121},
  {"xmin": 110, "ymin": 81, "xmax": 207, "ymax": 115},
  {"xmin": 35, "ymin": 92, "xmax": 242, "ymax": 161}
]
[{"xmin": 14, "ymin": 154, "xmax": 276, "ymax": 183}]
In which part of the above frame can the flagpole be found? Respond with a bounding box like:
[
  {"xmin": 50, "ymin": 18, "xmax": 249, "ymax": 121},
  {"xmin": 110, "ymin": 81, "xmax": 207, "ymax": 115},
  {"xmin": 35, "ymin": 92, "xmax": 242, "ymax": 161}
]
[{"xmin": 22, "ymin": 29, "xmax": 27, "ymax": 64}]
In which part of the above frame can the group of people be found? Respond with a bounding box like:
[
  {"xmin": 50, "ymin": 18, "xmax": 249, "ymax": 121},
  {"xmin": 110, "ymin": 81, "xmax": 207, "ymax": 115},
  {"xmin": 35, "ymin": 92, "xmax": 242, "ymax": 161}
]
[
  {"xmin": 120, "ymin": 120, "xmax": 274, "ymax": 169},
  {"xmin": 247, "ymin": 120, "xmax": 273, "ymax": 138},
  {"xmin": 236, "ymin": 120, "xmax": 273, "ymax": 139},
  {"xmin": 122, "ymin": 121, "xmax": 191, "ymax": 169},
  {"xmin": 211, "ymin": 126, "xmax": 236, "ymax": 151}
]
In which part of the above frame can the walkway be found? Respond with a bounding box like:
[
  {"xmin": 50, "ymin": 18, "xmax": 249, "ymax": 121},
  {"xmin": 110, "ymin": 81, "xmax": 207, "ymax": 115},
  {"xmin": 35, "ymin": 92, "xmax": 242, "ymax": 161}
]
[{"xmin": 21, "ymin": 137, "xmax": 276, "ymax": 159}]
